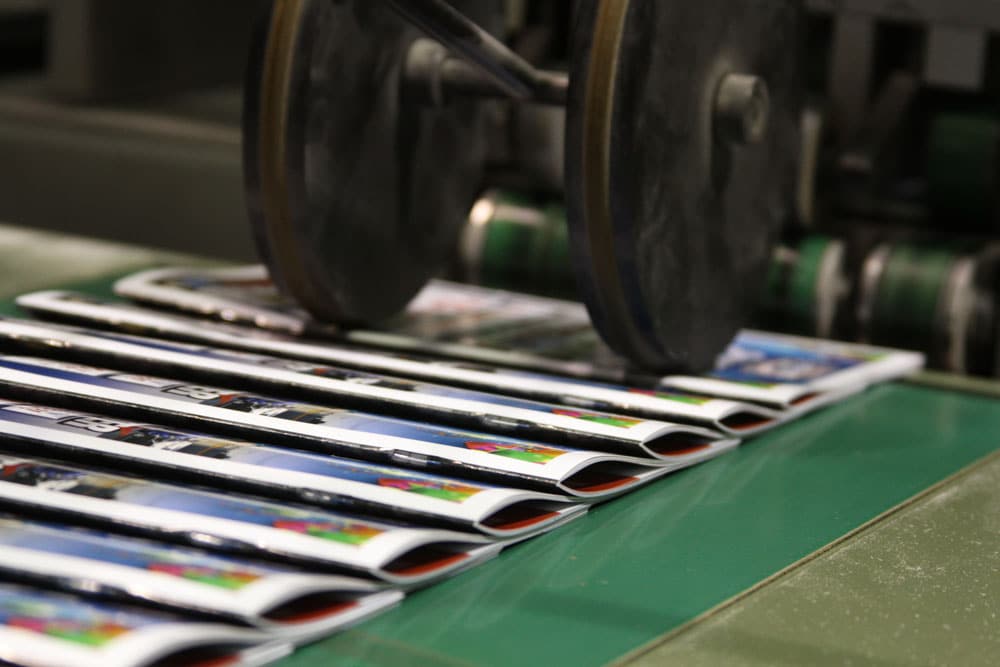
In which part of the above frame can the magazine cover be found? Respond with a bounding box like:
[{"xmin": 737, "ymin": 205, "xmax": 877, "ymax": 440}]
[
  {"xmin": 0, "ymin": 583, "xmax": 289, "ymax": 667},
  {"xmin": 0, "ymin": 517, "xmax": 402, "ymax": 644},
  {"xmin": 0, "ymin": 400, "xmax": 695, "ymax": 503},
  {"xmin": 0, "ymin": 333, "xmax": 732, "ymax": 470},
  {"xmin": 17, "ymin": 290, "xmax": 782, "ymax": 435},
  {"xmin": 657, "ymin": 330, "xmax": 925, "ymax": 410},
  {"xmin": 0, "ymin": 397, "xmax": 607, "ymax": 528},
  {"xmin": 0, "ymin": 318, "xmax": 734, "ymax": 454},
  {"xmin": 0, "ymin": 456, "xmax": 503, "ymax": 585}
]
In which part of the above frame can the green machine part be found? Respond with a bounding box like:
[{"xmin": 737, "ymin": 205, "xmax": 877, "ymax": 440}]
[
  {"xmin": 459, "ymin": 190, "xmax": 577, "ymax": 300},
  {"xmin": 859, "ymin": 242, "xmax": 998, "ymax": 376},
  {"xmin": 459, "ymin": 198, "xmax": 855, "ymax": 344},
  {"xmin": 927, "ymin": 111, "xmax": 1000, "ymax": 229},
  {"xmin": 863, "ymin": 244, "xmax": 954, "ymax": 356},
  {"xmin": 759, "ymin": 235, "xmax": 848, "ymax": 339}
]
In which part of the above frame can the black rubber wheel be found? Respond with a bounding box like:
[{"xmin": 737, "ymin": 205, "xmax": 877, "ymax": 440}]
[
  {"xmin": 244, "ymin": 0, "xmax": 497, "ymax": 324},
  {"xmin": 565, "ymin": 0, "xmax": 804, "ymax": 372}
]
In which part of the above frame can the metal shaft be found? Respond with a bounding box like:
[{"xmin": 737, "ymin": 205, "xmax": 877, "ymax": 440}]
[{"xmin": 386, "ymin": 0, "xmax": 568, "ymax": 105}]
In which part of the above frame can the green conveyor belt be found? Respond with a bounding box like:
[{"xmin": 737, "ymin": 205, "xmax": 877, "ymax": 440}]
[
  {"xmin": 2, "ymin": 233, "xmax": 999, "ymax": 666},
  {"xmin": 277, "ymin": 384, "xmax": 1000, "ymax": 667}
]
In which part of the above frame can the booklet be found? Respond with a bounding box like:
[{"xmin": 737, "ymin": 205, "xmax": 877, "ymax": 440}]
[
  {"xmin": 0, "ymin": 456, "xmax": 503, "ymax": 585},
  {"xmin": 391, "ymin": 289, "xmax": 924, "ymax": 400},
  {"xmin": 658, "ymin": 330, "xmax": 926, "ymax": 410},
  {"xmin": 0, "ymin": 320, "xmax": 733, "ymax": 463},
  {"xmin": 0, "ymin": 398, "xmax": 692, "ymax": 505},
  {"xmin": 0, "ymin": 318, "xmax": 734, "ymax": 456},
  {"xmin": 0, "ymin": 583, "xmax": 289, "ymax": 667},
  {"xmin": 0, "ymin": 516, "xmax": 401, "ymax": 644},
  {"xmin": 17, "ymin": 290, "xmax": 783, "ymax": 435},
  {"xmin": 112, "ymin": 266, "xmax": 922, "ymax": 412},
  {"xmin": 0, "ymin": 398, "xmax": 608, "ymax": 535},
  {"xmin": 0, "ymin": 359, "xmax": 722, "ymax": 503},
  {"xmin": 114, "ymin": 265, "xmax": 609, "ymax": 380}
]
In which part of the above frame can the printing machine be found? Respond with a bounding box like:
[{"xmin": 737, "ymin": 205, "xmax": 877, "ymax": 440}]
[{"xmin": 0, "ymin": 2, "xmax": 998, "ymax": 665}]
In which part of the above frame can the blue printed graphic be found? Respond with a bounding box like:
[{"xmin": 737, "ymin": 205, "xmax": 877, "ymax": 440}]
[
  {"xmin": 0, "ymin": 458, "xmax": 392, "ymax": 543},
  {"xmin": 0, "ymin": 402, "xmax": 507, "ymax": 487},
  {"xmin": 0, "ymin": 521, "xmax": 278, "ymax": 589},
  {"xmin": 0, "ymin": 584, "xmax": 168, "ymax": 646},
  {"xmin": 0, "ymin": 359, "xmax": 580, "ymax": 461},
  {"xmin": 29, "ymin": 325, "xmax": 629, "ymax": 422},
  {"xmin": 713, "ymin": 335, "xmax": 866, "ymax": 385}
]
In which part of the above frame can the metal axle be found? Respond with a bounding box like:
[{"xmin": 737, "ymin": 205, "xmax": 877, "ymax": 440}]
[
  {"xmin": 387, "ymin": 0, "xmax": 568, "ymax": 104},
  {"xmin": 394, "ymin": 0, "xmax": 773, "ymax": 143}
]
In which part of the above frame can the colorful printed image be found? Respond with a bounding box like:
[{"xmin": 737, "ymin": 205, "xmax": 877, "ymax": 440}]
[
  {"xmin": 271, "ymin": 520, "xmax": 382, "ymax": 546},
  {"xmin": 0, "ymin": 459, "xmax": 389, "ymax": 548},
  {"xmin": 0, "ymin": 405, "xmax": 252, "ymax": 462},
  {"xmin": 365, "ymin": 378, "xmax": 647, "ymax": 429},
  {"xmin": 0, "ymin": 461, "xmax": 127, "ymax": 499},
  {"xmin": 47, "ymin": 416, "xmax": 242, "ymax": 461},
  {"xmin": 377, "ymin": 477, "xmax": 481, "ymax": 503},
  {"xmin": 719, "ymin": 358, "xmax": 842, "ymax": 383},
  {"xmin": 112, "ymin": 428, "xmax": 241, "ymax": 460},
  {"xmin": 111, "ymin": 485, "xmax": 388, "ymax": 548},
  {"xmin": 717, "ymin": 380, "xmax": 778, "ymax": 389},
  {"xmin": 551, "ymin": 409, "xmax": 642, "ymax": 429},
  {"xmin": 0, "ymin": 403, "xmax": 496, "ymax": 504},
  {"xmin": 0, "ymin": 522, "xmax": 266, "ymax": 591},
  {"xmin": 161, "ymin": 337, "xmax": 637, "ymax": 432},
  {"xmin": 0, "ymin": 588, "xmax": 158, "ymax": 647},
  {"xmin": 464, "ymin": 441, "xmax": 564, "ymax": 464},
  {"xmin": 148, "ymin": 563, "xmax": 261, "ymax": 590},
  {"xmin": 627, "ymin": 388, "xmax": 713, "ymax": 406},
  {"xmin": 207, "ymin": 393, "xmax": 334, "ymax": 424},
  {"xmin": 326, "ymin": 413, "xmax": 571, "ymax": 465},
  {"xmin": 713, "ymin": 338, "xmax": 862, "ymax": 384}
]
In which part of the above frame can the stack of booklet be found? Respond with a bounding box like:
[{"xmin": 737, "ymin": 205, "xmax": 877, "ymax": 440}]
[{"xmin": 0, "ymin": 266, "xmax": 924, "ymax": 666}]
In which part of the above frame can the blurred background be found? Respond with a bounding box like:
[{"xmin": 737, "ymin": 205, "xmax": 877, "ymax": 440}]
[{"xmin": 0, "ymin": 0, "xmax": 257, "ymax": 259}]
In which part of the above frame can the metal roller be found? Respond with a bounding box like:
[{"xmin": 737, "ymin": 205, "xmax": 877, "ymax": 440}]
[
  {"xmin": 244, "ymin": 0, "xmax": 500, "ymax": 324},
  {"xmin": 565, "ymin": 0, "xmax": 804, "ymax": 371},
  {"xmin": 760, "ymin": 235, "xmax": 848, "ymax": 338},
  {"xmin": 857, "ymin": 242, "xmax": 998, "ymax": 375},
  {"xmin": 459, "ymin": 190, "xmax": 576, "ymax": 300}
]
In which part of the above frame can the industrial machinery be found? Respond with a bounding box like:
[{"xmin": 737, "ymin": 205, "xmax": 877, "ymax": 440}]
[
  {"xmin": 443, "ymin": 2, "xmax": 1000, "ymax": 377},
  {"xmin": 243, "ymin": 0, "xmax": 803, "ymax": 373},
  {"xmin": 1, "ymin": 6, "xmax": 1000, "ymax": 666},
  {"xmin": 0, "ymin": 1, "xmax": 998, "ymax": 376}
]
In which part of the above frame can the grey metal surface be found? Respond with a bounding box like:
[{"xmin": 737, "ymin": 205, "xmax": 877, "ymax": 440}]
[
  {"xmin": 0, "ymin": 0, "xmax": 42, "ymax": 16},
  {"xmin": 827, "ymin": 13, "xmax": 874, "ymax": 144},
  {"xmin": 47, "ymin": 0, "xmax": 257, "ymax": 102},
  {"xmin": 244, "ymin": 0, "xmax": 498, "ymax": 325},
  {"xmin": 0, "ymin": 78, "xmax": 255, "ymax": 261},
  {"xmin": 808, "ymin": 0, "xmax": 1000, "ymax": 30},
  {"xmin": 925, "ymin": 25, "xmax": 987, "ymax": 90}
]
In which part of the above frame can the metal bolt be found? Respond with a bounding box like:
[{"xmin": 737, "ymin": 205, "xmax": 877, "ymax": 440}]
[{"xmin": 715, "ymin": 73, "xmax": 771, "ymax": 145}]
